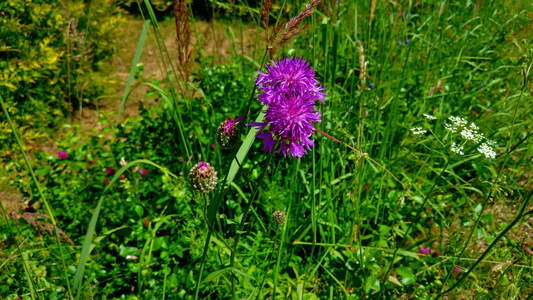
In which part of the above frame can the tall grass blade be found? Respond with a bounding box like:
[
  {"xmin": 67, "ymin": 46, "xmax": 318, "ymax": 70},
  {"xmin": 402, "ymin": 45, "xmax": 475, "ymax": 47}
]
[{"xmin": 116, "ymin": 20, "xmax": 150, "ymax": 126}]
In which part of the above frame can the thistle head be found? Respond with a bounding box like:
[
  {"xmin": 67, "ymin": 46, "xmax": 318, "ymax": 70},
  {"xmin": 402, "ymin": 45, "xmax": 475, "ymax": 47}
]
[
  {"xmin": 272, "ymin": 210, "xmax": 286, "ymax": 226},
  {"xmin": 188, "ymin": 161, "xmax": 218, "ymax": 193},
  {"xmin": 216, "ymin": 116, "xmax": 244, "ymax": 149}
]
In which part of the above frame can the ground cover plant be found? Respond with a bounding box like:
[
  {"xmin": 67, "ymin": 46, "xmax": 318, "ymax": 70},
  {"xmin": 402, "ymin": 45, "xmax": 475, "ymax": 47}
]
[{"xmin": 1, "ymin": 0, "xmax": 533, "ymax": 299}]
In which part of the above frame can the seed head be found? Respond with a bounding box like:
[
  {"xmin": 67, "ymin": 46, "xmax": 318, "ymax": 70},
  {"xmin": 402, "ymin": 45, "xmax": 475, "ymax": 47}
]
[
  {"xmin": 216, "ymin": 116, "xmax": 244, "ymax": 149},
  {"xmin": 188, "ymin": 161, "xmax": 218, "ymax": 193},
  {"xmin": 272, "ymin": 210, "xmax": 286, "ymax": 226}
]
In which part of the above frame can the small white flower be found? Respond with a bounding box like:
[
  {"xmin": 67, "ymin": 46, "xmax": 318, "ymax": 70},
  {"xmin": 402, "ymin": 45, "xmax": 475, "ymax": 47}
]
[
  {"xmin": 460, "ymin": 128, "xmax": 484, "ymax": 143},
  {"xmin": 446, "ymin": 116, "xmax": 468, "ymax": 133},
  {"xmin": 478, "ymin": 143, "xmax": 496, "ymax": 159},
  {"xmin": 120, "ymin": 157, "xmax": 127, "ymax": 167},
  {"xmin": 133, "ymin": 164, "xmax": 139, "ymax": 172},
  {"xmin": 411, "ymin": 127, "xmax": 427, "ymax": 135},
  {"xmin": 423, "ymin": 114, "xmax": 437, "ymax": 120},
  {"xmin": 126, "ymin": 255, "xmax": 138, "ymax": 260},
  {"xmin": 451, "ymin": 142, "xmax": 464, "ymax": 155}
]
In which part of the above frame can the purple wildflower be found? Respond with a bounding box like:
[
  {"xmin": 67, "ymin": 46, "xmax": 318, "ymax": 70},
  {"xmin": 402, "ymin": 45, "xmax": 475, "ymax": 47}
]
[
  {"xmin": 398, "ymin": 39, "xmax": 402, "ymax": 45},
  {"xmin": 406, "ymin": 39, "xmax": 410, "ymax": 46},
  {"xmin": 453, "ymin": 267, "xmax": 462, "ymax": 274},
  {"xmin": 419, "ymin": 246, "xmax": 430, "ymax": 256},
  {"xmin": 370, "ymin": 83, "xmax": 374, "ymax": 90},
  {"xmin": 106, "ymin": 167, "xmax": 115, "ymax": 176},
  {"xmin": 249, "ymin": 91, "xmax": 322, "ymax": 158},
  {"xmin": 57, "ymin": 151, "xmax": 68, "ymax": 160},
  {"xmin": 256, "ymin": 57, "xmax": 326, "ymax": 106},
  {"xmin": 139, "ymin": 169, "xmax": 149, "ymax": 176}
]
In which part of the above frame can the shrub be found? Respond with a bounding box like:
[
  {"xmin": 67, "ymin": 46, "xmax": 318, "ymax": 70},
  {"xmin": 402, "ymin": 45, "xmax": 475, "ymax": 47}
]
[{"xmin": 0, "ymin": 0, "xmax": 126, "ymax": 157}]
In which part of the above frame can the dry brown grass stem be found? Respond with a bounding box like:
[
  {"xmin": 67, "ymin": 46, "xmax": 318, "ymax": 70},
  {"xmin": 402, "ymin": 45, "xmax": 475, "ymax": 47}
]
[
  {"xmin": 261, "ymin": 0, "xmax": 272, "ymax": 29},
  {"xmin": 266, "ymin": 0, "xmax": 321, "ymax": 53},
  {"xmin": 173, "ymin": 0, "xmax": 191, "ymax": 81},
  {"xmin": 1, "ymin": 187, "xmax": 74, "ymax": 244},
  {"xmin": 356, "ymin": 41, "xmax": 366, "ymax": 91},
  {"xmin": 369, "ymin": 0, "xmax": 376, "ymax": 28}
]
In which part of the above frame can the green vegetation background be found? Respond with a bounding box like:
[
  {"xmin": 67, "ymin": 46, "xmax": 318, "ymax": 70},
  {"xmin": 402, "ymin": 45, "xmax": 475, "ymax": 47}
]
[{"xmin": 1, "ymin": 0, "xmax": 533, "ymax": 299}]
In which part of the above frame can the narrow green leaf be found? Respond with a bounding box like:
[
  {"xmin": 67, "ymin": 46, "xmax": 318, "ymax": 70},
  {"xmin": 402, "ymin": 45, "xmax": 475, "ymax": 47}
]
[{"xmin": 116, "ymin": 20, "xmax": 150, "ymax": 125}]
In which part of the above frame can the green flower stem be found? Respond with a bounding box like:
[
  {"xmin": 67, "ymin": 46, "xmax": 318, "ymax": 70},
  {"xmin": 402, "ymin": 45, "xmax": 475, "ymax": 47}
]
[
  {"xmin": 230, "ymin": 152, "xmax": 275, "ymax": 299},
  {"xmin": 272, "ymin": 206, "xmax": 289, "ymax": 300},
  {"xmin": 0, "ymin": 93, "xmax": 72, "ymax": 298}
]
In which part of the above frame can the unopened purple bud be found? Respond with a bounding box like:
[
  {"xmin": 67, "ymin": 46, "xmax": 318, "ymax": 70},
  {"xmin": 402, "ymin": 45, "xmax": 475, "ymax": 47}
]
[
  {"xmin": 139, "ymin": 169, "xmax": 149, "ymax": 176},
  {"xmin": 106, "ymin": 167, "xmax": 115, "ymax": 176},
  {"xmin": 370, "ymin": 83, "xmax": 374, "ymax": 90},
  {"xmin": 406, "ymin": 39, "xmax": 410, "ymax": 46},
  {"xmin": 89, "ymin": 160, "xmax": 96, "ymax": 165},
  {"xmin": 216, "ymin": 116, "xmax": 244, "ymax": 149},
  {"xmin": 57, "ymin": 151, "xmax": 68, "ymax": 160}
]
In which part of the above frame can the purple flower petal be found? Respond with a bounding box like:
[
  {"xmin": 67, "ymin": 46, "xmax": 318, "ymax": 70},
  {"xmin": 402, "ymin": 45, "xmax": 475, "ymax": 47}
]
[
  {"xmin": 57, "ymin": 151, "xmax": 68, "ymax": 160},
  {"xmin": 419, "ymin": 246, "xmax": 430, "ymax": 256}
]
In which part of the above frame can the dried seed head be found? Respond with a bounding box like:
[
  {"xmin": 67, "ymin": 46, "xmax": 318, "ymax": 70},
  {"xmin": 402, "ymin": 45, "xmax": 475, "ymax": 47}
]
[
  {"xmin": 272, "ymin": 210, "xmax": 286, "ymax": 226},
  {"xmin": 216, "ymin": 116, "xmax": 244, "ymax": 149},
  {"xmin": 188, "ymin": 161, "xmax": 218, "ymax": 193}
]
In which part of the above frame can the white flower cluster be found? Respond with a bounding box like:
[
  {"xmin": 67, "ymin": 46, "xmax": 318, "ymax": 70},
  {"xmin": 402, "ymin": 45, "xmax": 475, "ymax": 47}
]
[
  {"xmin": 444, "ymin": 116, "xmax": 468, "ymax": 133},
  {"xmin": 411, "ymin": 127, "xmax": 427, "ymax": 135},
  {"xmin": 412, "ymin": 114, "xmax": 497, "ymax": 159},
  {"xmin": 423, "ymin": 114, "xmax": 437, "ymax": 120},
  {"xmin": 478, "ymin": 141, "xmax": 497, "ymax": 159},
  {"xmin": 445, "ymin": 116, "xmax": 497, "ymax": 158},
  {"xmin": 451, "ymin": 142, "xmax": 464, "ymax": 155}
]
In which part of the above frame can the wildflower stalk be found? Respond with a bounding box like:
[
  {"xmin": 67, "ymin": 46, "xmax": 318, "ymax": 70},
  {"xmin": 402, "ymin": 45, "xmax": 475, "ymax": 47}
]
[
  {"xmin": 436, "ymin": 72, "xmax": 529, "ymax": 297},
  {"xmin": 378, "ymin": 158, "xmax": 450, "ymax": 299},
  {"xmin": 230, "ymin": 152, "xmax": 275, "ymax": 298},
  {"xmin": 0, "ymin": 93, "xmax": 73, "ymax": 299},
  {"xmin": 314, "ymin": 128, "xmax": 407, "ymax": 188},
  {"xmin": 272, "ymin": 206, "xmax": 289, "ymax": 300}
]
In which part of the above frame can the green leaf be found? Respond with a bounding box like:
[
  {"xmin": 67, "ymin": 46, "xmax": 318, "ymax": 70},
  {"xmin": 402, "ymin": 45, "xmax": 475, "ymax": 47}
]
[
  {"xmin": 396, "ymin": 267, "xmax": 417, "ymax": 285},
  {"xmin": 119, "ymin": 245, "xmax": 140, "ymax": 257},
  {"xmin": 365, "ymin": 275, "xmax": 380, "ymax": 293}
]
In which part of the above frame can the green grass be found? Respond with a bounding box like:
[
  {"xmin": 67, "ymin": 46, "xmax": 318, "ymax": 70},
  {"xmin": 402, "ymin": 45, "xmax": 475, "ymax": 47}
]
[{"xmin": 1, "ymin": 0, "xmax": 533, "ymax": 299}]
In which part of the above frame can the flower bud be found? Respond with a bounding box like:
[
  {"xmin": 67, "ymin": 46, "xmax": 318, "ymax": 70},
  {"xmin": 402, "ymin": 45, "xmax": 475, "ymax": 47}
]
[
  {"xmin": 216, "ymin": 116, "xmax": 244, "ymax": 149},
  {"xmin": 272, "ymin": 210, "xmax": 286, "ymax": 226},
  {"xmin": 188, "ymin": 161, "xmax": 218, "ymax": 193}
]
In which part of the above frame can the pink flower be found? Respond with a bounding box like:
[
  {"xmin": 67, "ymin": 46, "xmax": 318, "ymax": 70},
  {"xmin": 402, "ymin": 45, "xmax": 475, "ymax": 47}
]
[
  {"xmin": 89, "ymin": 160, "xmax": 96, "ymax": 165},
  {"xmin": 211, "ymin": 143, "xmax": 215, "ymax": 150},
  {"xmin": 139, "ymin": 169, "xmax": 149, "ymax": 176},
  {"xmin": 487, "ymin": 108, "xmax": 493, "ymax": 114},
  {"xmin": 106, "ymin": 167, "xmax": 115, "ymax": 176},
  {"xmin": 453, "ymin": 267, "xmax": 462, "ymax": 274},
  {"xmin": 57, "ymin": 151, "xmax": 68, "ymax": 160},
  {"xmin": 419, "ymin": 246, "xmax": 430, "ymax": 256}
]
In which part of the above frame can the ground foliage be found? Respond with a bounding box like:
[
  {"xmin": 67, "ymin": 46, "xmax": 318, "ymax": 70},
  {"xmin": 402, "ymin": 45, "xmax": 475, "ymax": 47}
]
[{"xmin": 1, "ymin": 0, "xmax": 533, "ymax": 299}]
